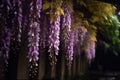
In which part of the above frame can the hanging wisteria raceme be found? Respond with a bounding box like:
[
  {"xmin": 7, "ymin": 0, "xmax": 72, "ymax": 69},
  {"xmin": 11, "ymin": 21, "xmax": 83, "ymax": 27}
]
[
  {"xmin": 28, "ymin": 0, "xmax": 42, "ymax": 79},
  {"xmin": 78, "ymin": 27, "xmax": 87, "ymax": 44},
  {"xmin": 28, "ymin": 22, "xmax": 40, "ymax": 63},
  {"xmin": 66, "ymin": 31, "xmax": 74, "ymax": 65},
  {"xmin": 83, "ymin": 33, "xmax": 96, "ymax": 63},
  {"xmin": 0, "ymin": 27, "xmax": 11, "ymax": 64},
  {"xmin": 48, "ymin": 14, "xmax": 60, "ymax": 65},
  {"xmin": 85, "ymin": 40, "xmax": 96, "ymax": 63},
  {"xmin": 73, "ymin": 26, "xmax": 87, "ymax": 55},
  {"xmin": 61, "ymin": 6, "xmax": 74, "ymax": 66},
  {"xmin": 28, "ymin": 0, "xmax": 42, "ymax": 64},
  {"xmin": 73, "ymin": 28, "xmax": 80, "ymax": 55},
  {"xmin": 61, "ymin": 7, "xmax": 71, "ymax": 31},
  {"xmin": 0, "ymin": 0, "xmax": 12, "ymax": 64},
  {"xmin": 17, "ymin": 0, "xmax": 22, "ymax": 42}
]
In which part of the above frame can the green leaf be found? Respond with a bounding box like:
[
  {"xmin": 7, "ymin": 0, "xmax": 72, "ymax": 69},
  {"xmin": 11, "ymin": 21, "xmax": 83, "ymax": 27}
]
[
  {"xmin": 104, "ymin": 42, "xmax": 110, "ymax": 48},
  {"xmin": 42, "ymin": 2, "xmax": 51, "ymax": 10}
]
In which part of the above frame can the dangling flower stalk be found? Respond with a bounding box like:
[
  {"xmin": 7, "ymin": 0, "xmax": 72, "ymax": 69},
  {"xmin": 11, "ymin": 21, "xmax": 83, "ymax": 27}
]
[
  {"xmin": 61, "ymin": 5, "xmax": 74, "ymax": 69},
  {"xmin": 0, "ymin": 27, "xmax": 11, "ymax": 64},
  {"xmin": 83, "ymin": 33, "xmax": 96, "ymax": 63},
  {"xmin": 17, "ymin": 0, "xmax": 22, "ymax": 42},
  {"xmin": 66, "ymin": 31, "xmax": 74, "ymax": 66},
  {"xmin": 48, "ymin": 14, "xmax": 60, "ymax": 65},
  {"xmin": 47, "ymin": 0, "xmax": 62, "ymax": 67},
  {"xmin": 0, "ymin": 1, "xmax": 13, "ymax": 79},
  {"xmin": 85, "ymin": 39, "xmax": 96, "ymax": 63},
  {"xmin": 28, "ymin": 0, "xmax": 42, "ymax": 79},
  {"xmin": 0, "ymin": 0, "xmax": 12, "ymax": 65},
  {"xmin": 11, "ymin": 0, "xmax": 23, "ymax": 51},
  {"xmin": 73, "ymin": 26, "xmax": 87, "ymax": 55}
]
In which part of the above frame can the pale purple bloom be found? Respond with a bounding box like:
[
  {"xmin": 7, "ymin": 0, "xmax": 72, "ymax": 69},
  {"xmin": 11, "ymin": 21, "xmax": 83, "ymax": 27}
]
[
  {"xmin": 66, "ymin": 31, "xmax": 74, "ymax": 64},
  {"xmin": 62, "ymin": 7, "xmax": 71, "ymax": 32},
  {"xmin": 85, "ymin": 41, "xmax": 96, "ymax": 63},
  {"xmin": 48, "ymin": 15, "xmax": 60, "ymax": 58},
  {"xmin": 36, "ymin": 0, "xmax": 42, "ymax": 18},
  {"xmin": 28, "ymin": 22, "xmax": 40, "ymax": 62},
  {"xmin": 61, "ymin": 7, "xmax": 74, "ymax": 65},
  {"xmin": 28, "ymin": 0, "xmax": 42, "ymax": 63}
]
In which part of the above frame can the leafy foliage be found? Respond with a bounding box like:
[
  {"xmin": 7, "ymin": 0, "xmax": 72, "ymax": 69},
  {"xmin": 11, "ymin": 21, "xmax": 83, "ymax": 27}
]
[
  {"xmin": 98, "ymin": 15, "xmax": 120, "ymax": 55},
  {"xmin": 74, "ymin": 0, "xmax": 120, "ymax": 55}
]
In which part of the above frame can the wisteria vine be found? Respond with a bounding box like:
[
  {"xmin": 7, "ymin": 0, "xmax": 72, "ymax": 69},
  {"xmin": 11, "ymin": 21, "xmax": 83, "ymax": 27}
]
[
  {"xmin": 0, "ymin": 0, "xmax": 12, "ymax": 64},
  {"xmin": 28, "ymin": 0, "xmax": 42, "ymax": 79},
  {"xmin": 0, "ymin": 27, "xmax": 11, "ymax": 64},
  {"xmin": 0, "ymin": 0, "xmax": 99, "ymax": 79},
  {"xmin": 61, "ymin": 6, "xmax": 74, "ymax": 67},
  {"xmin": 48, "ymin": 13, "xmax": 61, "ymax": 65},
  {"xmin": 83, "ymin": 33, "xmax": 96, "ymax": 63},
  {"xmin": 28, "ymin": 0, "xmax": 42, "ymax": 64},
  {"xmin": 73, "ymin": 26, "xmax": 87, "ymax": 56},
  {"xmin": 17, "ymin": 0, "xmax": 22, "ymax": 42}
]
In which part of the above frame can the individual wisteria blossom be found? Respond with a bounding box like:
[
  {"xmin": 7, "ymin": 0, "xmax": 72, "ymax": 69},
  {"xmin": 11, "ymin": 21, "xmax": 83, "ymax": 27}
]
[
  {"xmin": 48, "ymin": 14, "xmax": 60, "ymax": 64},
  {"xmin": 0, "ymin": 27, "xmax": 11, "ymax": 64}
]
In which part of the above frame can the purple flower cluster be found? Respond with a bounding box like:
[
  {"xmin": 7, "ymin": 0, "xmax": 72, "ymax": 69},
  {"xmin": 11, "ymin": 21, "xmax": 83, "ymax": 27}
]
[
  {"xmin": 84, "ymin": 36, "xmax": 96, "ymax": 63},
  {"xmin": 48, "ymin": 15, "xmax": 60, "ymax": 59},
  {"xmin": 36, "ymin": 0, "xmax": 42, "ymax": 18},
  {"xmin": 0, "ymin": 27, "xmax": 11, "ymax": 64},
  {"xmin": 74, "ymin": 26, "xmax": 95, "ymax": 63},
  {"xmin": 28, "ymin": 22, "xmax": 40, "ymax": 62},
  {"xmin": 61, "ymin": 7, "xmax": 74, "ymax": 65},
  {"xmin": 61, "ymin": 8, "xmax": 71, "ymax": 31},
  {"xmin": 28, "ymin": 0, "xmax": 42, "ymax": 63},
  {"xmin": 86, "ymin": 41, "xmax": 96, "ymax": 62},
  {"xmin": 17, "ymin": 0, "xmax": 22, "ymax": 42},
  {"xmin": 73, "ymin": 26, "xmax": 86, "ymax": 56},
  {"xmin": 66, "ymin": 31, "xmax": 74, "ymax": 65},
  {"xmin": 73, "ymin": 26, "xmax": 86, "ymax": 45},
  {"xmin": 61, "ymin": 9, "xmax": 71, "ymax": 48}
]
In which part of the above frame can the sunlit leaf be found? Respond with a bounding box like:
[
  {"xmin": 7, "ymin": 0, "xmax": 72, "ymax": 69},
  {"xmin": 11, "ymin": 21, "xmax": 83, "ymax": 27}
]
[
  {"xmin": 80, "ymin": 26, "xmax": 87, "ymax": 33},
  {"xmin": 56, "ymin": 7, "xmax": 64, "ymax": 15},
  {"xmin": 90, "ymin": 35, "xmax": 97, "ymax": 41},
  {"xmin": 42, "ymin": 2, "xmax": 51, "ymax": 10}
]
